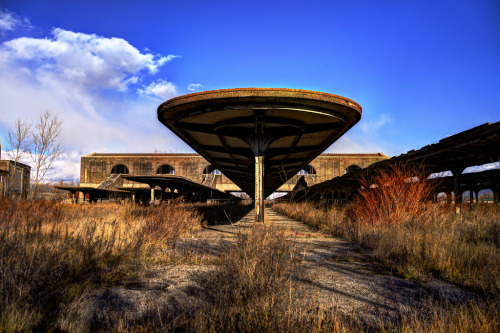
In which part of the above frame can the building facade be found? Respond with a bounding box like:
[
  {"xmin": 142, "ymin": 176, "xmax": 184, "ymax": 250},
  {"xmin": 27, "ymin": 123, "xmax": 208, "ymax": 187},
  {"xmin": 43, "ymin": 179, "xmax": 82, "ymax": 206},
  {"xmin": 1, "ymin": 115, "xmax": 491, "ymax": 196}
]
[
  {"xmin": 0, "ymin": 160, "xmax": 31, "ymax": 197},
  {"xmin": 80, "ymin": 152, "xmax": 388, "ymax": 193}
]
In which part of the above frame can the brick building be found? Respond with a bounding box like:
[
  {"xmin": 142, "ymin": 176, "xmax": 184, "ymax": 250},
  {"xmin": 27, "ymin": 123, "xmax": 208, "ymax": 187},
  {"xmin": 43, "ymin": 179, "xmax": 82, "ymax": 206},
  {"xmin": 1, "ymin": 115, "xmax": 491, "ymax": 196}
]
[{"xmin": 80, "ymin": 152, "xmax": 388, "ymax": 193}]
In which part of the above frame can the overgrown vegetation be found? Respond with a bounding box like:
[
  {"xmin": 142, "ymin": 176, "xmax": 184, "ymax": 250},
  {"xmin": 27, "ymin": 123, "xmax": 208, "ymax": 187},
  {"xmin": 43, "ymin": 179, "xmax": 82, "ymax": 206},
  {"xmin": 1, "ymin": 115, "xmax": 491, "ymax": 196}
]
[
  {"xmin": 0, "ymin": 198, "xmax": 201, "ymax": 331},
  {"xmin": 1, "ymin": 174, "xmax": 499, "ymax": 332},
  {"xmin": 273, "ymin": 165, "xmax": 499, "ymax": 332},
  {"xmin": 273, "ymin": 166, "xmax": 500, "ymax": 295}
]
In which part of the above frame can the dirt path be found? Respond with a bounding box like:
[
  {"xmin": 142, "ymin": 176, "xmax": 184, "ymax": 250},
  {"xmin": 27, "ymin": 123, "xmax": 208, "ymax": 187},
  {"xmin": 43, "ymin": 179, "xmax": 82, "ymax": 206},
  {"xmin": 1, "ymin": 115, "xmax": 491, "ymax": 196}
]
[
  {"xmin": 72, "ymin": 207, "xmax": 475, "ymax": 329},
  {"xmin": 194, "ymin": 208, "xmax": 428, "ymax": 319}
]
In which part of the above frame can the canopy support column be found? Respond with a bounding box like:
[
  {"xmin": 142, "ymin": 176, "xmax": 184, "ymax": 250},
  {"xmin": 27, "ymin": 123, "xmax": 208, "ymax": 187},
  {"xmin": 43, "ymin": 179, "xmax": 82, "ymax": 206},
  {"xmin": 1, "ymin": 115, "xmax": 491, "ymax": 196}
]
[
  {"xmin": 255, "ymin": 155, "xmax": 264, "ymax": 222},
  {"xmin": 150, "ymin": 187, "xmax": 155, "ymax": 206}
]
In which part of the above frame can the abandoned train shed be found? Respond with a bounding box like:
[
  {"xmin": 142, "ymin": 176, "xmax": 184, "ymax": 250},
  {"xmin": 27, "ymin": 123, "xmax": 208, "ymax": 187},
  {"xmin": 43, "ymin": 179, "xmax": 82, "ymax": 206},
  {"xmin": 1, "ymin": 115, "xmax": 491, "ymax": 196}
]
[
  {"xmin": 79, "ymin": 152, "xmax": 386, "ymax": 192},
  {"xmin": 59, "ymin": 151, "xmax": 386, "ymax": 204},
  {"xmin": 286, "ymin": 121, "xmax": 500, "ymax": 205},
  {"xmin": 56, "ymin": 88, "xmax": 499, "ymax": 219}
]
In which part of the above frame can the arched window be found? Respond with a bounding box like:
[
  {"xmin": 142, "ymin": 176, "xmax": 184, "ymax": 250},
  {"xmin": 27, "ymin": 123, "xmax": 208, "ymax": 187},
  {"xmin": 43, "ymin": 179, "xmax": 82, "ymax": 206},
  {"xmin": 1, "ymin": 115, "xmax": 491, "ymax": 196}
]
[
  {"xmin": 157, "ymin": 164, "xmax": 175, "ymax": 175},
  {"xmin": 111, "ymin": 164, "xmax": 129, "ymax": 174},
  {"xmin": 345, "ymin": 164, "xmax": 361, "ymax": 174},
  {"xmin": 203, "ymin": 165, "xmax": 221, "ymax": 175},
  {"xmin": 297, "ymin": 165, "xmax": 316, "ymax": 175}
]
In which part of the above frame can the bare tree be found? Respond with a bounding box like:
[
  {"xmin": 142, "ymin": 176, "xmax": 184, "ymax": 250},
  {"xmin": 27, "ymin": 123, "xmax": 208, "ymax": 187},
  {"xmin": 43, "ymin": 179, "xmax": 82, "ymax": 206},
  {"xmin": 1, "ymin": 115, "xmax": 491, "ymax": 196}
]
[
  {"xmin": 6, "ymin": 118, "xmax": 32, "ymax": 193},
  {"xmin": 31, "ymin": 110, "xmax": 63, "ymax": 198}
]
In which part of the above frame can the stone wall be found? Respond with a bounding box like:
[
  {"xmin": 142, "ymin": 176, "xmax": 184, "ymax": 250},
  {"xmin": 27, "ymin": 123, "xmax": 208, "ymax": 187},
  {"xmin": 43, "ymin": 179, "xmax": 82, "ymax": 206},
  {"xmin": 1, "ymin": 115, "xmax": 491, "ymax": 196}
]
[{"xmin": 80, "ymin": 152, "xmax": 388, "ymax": 193}]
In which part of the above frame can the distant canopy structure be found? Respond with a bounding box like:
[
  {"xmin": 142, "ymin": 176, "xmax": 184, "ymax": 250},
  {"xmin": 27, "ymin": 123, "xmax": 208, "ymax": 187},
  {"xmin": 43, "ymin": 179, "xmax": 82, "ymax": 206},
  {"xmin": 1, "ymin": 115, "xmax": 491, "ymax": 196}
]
[{"xmin": 157, "ymin": 88, "xmax": 362, "ymax": 221}]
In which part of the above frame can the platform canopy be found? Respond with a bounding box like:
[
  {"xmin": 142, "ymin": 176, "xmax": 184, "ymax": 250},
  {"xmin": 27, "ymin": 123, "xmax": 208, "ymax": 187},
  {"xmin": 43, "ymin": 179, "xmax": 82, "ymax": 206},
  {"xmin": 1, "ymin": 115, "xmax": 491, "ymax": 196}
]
[
  {"xmin": 121, "ymin": 174, "xmax": 235, "ymax": 200},
  {"xmin": 158, "ymin": 88, "xmax": 362, "ymax": 221}
]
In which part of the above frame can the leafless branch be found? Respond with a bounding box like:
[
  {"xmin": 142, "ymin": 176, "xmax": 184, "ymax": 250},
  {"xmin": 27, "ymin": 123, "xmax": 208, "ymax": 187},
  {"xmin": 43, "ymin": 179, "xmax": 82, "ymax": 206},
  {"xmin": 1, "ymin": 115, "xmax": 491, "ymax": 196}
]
[
  {"xmin": 6, "ymin": 118, "xmax": 32, "ymax": 193},
  {"xmin": 30, "ymin": 110, "xmax": 63, "ymax": 198},
  {"xmin": 7, "ymin": 117, "xmax": 31, "ymax": 162}
]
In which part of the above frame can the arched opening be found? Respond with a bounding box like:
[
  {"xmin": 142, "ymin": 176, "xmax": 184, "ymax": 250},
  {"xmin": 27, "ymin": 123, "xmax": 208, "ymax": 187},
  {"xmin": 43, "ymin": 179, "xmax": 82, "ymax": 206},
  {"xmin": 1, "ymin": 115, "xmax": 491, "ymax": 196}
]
[
  {"xmin": 203, "ymin": 165, "xmax": 221, "ymax": 175},
  {"xmin": 345, "ymin": 164, "xmax": 361, "ymax": 174},
  {"xmin": 111, "ymin": 164, "xmax": 129, "ymax": 174},
  {"xmin": 202, "ymin": 165, "xmax": 221, "ymax": 186},
  {"xmin": 478, "ymin": 189, "xmax": 494, "ymax": 203},
  {"xmin": 157, "ymin": 164, "xmax": 175, "ymax": 175},
  {"xmin": 297, "ymin": 165, "xmax": 316, "ymax": 175}
]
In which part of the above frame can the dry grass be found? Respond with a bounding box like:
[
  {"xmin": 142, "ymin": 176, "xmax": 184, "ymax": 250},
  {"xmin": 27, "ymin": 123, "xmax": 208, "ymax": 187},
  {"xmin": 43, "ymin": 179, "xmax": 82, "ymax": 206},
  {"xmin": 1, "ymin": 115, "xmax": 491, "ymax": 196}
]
[
  {"xmin": 273, "ymin": 165, "xmax": 500, "ymax": 332},
  {"xmin": 105, "ymin": 225, "xmax": 499, "ymax": 333},
  {"xmin": 0, "ymin": 198, "xmax": 202, "ymax": 331},
  {"xmin": 274, "ymin": 166, "xmax": 500, "ymax": 295},
  {"xmin": 120, "ymin": 226, "xmax": 367, "ymax": 332},
  {"xmin": 2, "ymin": 188, "xmax": 499, "ymax": 332},
  {"xmin": 276, "ymin": 202, "xmax": 500, "ymax": 295},
  {"xmin": 381, "ymin": 298, "xmax": 500, "ymax": 333}
]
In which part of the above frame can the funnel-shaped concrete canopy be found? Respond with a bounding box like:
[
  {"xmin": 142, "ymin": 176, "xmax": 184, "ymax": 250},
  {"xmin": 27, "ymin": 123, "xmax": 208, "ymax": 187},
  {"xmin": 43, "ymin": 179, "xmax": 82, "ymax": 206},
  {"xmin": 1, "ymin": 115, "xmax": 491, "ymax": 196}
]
[{"xmin": 158, "ymin": 88, "xmax": 361, "ymax": 220}]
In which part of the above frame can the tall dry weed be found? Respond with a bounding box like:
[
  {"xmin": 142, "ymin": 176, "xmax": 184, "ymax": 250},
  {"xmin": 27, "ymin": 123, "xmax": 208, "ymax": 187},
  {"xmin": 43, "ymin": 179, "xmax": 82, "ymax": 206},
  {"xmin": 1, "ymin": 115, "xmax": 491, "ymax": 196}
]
[
  {"xmin": 0, "ymin": 198, "xmax": 201, "ymax": 331},
  {"xmin": 349, "ymin": 164, "xmax": 436, "ymax": 227}
]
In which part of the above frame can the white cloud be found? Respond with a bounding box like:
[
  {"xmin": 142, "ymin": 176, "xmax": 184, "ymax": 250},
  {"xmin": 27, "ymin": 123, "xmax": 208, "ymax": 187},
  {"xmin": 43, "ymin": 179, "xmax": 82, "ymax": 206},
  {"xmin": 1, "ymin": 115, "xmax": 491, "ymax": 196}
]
[
  {"xmin": 0, "ymin": 148, "xmax": 80, "ymax": 181},
  {"xmin": 187, "ymin": 83, "xmax": 203, "ymax": 91},
  {"xmin": 0, "ymin": 24, "xmax": 193, "ymax": 182},
  {"xmin": 1, "ymin": 28, "xmax": 178, "ymax": 91},
  {"xmin": 463, "ymin": 162, "xmax": 500, "ymax": 174},
  {"xmin": 50, "ymin": 151, "xmax": 82, "ymax": 181},
  {"xmin": 326, "ymin": 134, "xmax": 387, "ymax": 154},
  {"xmin": 139, "ymin": 79, "xmax": 178, "ymax": 100},
  {"xmin": 0, "ymin": 10, "xmax": 20, "ymax": 31},
  {"xmin": 359, "ymin": 114, "xmax": 391, "ymax": 134},
  {"xmin": 324, "ymin": 113, "xmax": 403, "ymax": 156}
]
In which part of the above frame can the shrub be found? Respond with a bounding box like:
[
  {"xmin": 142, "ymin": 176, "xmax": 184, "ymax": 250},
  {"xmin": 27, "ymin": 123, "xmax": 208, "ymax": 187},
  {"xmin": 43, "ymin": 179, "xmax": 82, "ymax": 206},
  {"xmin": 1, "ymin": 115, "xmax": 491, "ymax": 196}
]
[{"xmin": 348, "ymin": 164, "xmax": 437, "ymax": 227}]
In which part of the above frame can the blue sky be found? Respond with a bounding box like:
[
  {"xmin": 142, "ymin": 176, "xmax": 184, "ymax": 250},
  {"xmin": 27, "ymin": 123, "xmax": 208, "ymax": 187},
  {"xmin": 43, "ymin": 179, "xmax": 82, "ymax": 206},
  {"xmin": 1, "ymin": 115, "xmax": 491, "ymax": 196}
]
[{"xmin": 0, "ymin": 0, "xmax": 499, "ymax": 180}]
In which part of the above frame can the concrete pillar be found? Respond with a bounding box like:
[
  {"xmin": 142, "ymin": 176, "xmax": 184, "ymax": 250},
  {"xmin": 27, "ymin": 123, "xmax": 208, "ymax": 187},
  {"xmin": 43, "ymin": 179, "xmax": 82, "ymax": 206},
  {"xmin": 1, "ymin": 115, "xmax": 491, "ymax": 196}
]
[
  {"xmin": 131, "ymin": 192, "xmax": 136, "ymax": 204},
  {"xmin": 160, "ymin": 186, "xmax": 165, "ymax": 202},
  {"xmin": 150, "ymin": 188, "xmax": 155, "ymax": 206},
  {"xmin": 255, "ymin": 155, "xmax": 264, "ymax": 222}
]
